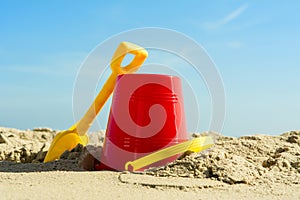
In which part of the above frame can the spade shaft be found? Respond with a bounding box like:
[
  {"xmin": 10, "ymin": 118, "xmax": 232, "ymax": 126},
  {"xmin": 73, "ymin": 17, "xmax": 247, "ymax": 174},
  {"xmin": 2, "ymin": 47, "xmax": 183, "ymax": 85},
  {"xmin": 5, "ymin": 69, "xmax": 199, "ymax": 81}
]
[{"xmin": 44, "ymin": 42, "xmax": 148, "ymax": 162}]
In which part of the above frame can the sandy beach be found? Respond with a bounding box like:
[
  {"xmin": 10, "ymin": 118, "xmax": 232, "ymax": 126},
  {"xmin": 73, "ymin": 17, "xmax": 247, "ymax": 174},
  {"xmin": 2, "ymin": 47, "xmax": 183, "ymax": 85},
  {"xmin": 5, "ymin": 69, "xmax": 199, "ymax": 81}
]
[{"xmin": 1, "ymin": 127, "xmax": 299, "ymax": 200}]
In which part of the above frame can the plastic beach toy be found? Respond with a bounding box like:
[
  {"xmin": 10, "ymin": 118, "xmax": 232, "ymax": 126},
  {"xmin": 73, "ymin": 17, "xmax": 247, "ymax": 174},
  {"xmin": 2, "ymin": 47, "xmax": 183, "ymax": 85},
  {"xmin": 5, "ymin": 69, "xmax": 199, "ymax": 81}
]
[
  {"xmin": 96, "ymin": 74, "xmax": 214, "ymax": 171},
  {"xmin": 125, "ymin": 136, "xmax": 214, "ymax": 171},
  {"xmin": 96, "ymin": 74, "xmax": 188, "ymax": 170},
  {"xmin": 44, "ymin": 42, "xmax": 148, "ymax": 162}
]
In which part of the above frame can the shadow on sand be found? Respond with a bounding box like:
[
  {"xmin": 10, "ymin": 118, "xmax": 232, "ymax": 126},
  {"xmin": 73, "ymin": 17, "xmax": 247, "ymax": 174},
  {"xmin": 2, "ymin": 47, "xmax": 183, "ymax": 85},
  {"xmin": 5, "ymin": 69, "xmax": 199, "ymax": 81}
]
[{"xmin": 0, "ymin": 160, "xmax": 84, "ymax": 173}]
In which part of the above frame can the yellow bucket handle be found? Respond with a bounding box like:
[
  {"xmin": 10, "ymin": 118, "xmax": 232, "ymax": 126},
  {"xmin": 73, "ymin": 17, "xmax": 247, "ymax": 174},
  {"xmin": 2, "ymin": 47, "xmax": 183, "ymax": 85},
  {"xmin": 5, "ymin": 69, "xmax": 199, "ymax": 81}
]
[{"xmin": 125, "ymin": 136, "xmax": 214, "ymax": 171}]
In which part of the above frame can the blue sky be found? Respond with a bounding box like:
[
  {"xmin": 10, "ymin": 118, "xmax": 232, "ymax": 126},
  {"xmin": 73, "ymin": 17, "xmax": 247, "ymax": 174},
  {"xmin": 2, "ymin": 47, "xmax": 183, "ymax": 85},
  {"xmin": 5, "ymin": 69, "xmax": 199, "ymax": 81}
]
[{"xmin": 1, "ymin": 1, "xmax": 300, "ymax": 136}]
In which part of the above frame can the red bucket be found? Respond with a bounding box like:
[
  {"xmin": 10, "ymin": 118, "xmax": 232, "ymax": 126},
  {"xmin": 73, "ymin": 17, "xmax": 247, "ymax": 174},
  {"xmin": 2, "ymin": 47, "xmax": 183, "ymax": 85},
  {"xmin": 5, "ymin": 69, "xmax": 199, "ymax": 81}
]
[{"xmin": 96, "ymin": 74, "xmax": 188, "ymax": 171}]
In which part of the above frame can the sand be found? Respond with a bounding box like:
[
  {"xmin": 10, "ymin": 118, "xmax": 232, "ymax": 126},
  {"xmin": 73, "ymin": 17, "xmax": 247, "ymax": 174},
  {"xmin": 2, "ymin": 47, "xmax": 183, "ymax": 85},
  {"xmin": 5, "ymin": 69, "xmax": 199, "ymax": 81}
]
[{"xmin": 0, "ymin": 127, "xmax": 300, "ymax": 200}]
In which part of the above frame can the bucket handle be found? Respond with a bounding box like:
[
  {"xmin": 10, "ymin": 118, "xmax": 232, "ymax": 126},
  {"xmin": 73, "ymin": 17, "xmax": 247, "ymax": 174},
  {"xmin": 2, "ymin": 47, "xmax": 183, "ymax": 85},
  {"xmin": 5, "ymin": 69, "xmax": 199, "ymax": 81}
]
[{"xmin": 125, "ymin": 136, "xmax": 214, "ymax": 171}]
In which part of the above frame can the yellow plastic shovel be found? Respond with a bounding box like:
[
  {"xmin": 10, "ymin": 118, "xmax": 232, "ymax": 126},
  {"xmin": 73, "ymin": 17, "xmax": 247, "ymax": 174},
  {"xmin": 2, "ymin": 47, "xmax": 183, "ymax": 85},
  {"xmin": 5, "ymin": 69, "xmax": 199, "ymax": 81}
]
[{"xmin": 44, "ymin": 42, "xmax": 148, "ymax": 162}]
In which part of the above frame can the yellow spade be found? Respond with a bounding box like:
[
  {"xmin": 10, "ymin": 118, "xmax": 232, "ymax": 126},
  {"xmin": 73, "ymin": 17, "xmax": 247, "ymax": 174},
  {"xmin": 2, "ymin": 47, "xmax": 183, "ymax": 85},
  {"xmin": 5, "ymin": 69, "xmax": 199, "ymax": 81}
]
[{"xmin": 44, "ymin": 42, "xmax": 148, "ymax": 162}]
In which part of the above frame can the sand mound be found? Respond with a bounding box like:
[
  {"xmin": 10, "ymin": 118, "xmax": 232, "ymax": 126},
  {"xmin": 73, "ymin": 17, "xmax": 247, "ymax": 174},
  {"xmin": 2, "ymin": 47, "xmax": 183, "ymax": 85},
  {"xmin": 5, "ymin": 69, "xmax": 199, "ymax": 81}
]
[
  {"xmin": 0, "ymin": 127, "xmax": 55, "ymax": 163},
  {"xmin": 146, "ymin": 132, "xmax": 300, "ymax": 185},
  {"xmin": 0, "ymin": 127, "xmax": 299, "ymax": 186},
  {"xmin": 1, "ymin": 127, "xmax": 300, "ymax": 200},
  {"xmin": 0, "ymin": 127, "xmax": 103, "ymax": 172}
]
